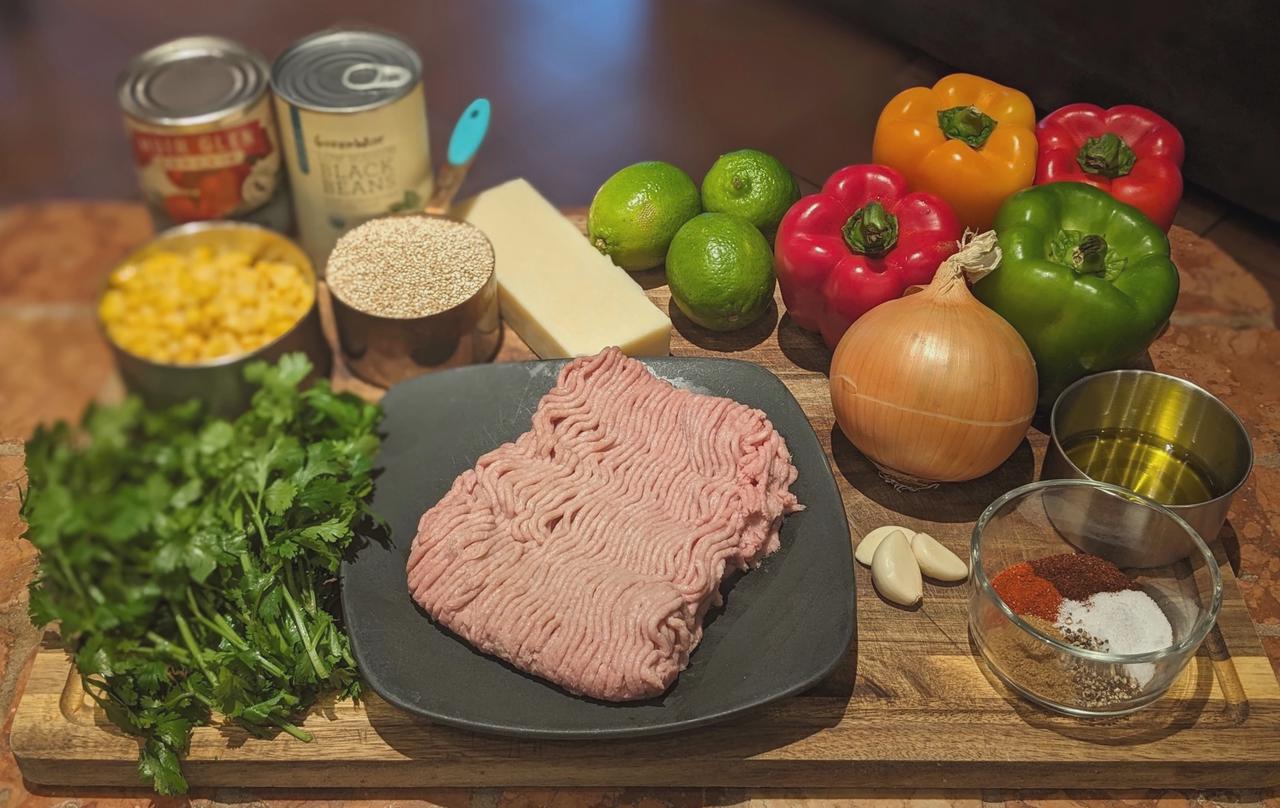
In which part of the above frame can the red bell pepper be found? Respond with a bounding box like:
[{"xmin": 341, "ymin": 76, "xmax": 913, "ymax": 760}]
[
  {"xmin": 774, "ymin": 164, "xmax": 963, "ymax": 349},
  {"xmin": 1035, "ymin": 104, "xmax": 1185, "ymax": 231}
]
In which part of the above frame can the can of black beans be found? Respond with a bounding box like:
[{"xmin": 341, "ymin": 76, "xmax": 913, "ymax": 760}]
[{"xmin": 271, "ymin": 29, "xmax": 435, "ymax": 269}]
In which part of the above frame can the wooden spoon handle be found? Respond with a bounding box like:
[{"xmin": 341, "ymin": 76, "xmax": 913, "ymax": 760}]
[{"xmin": 424, "ymin": 162, "xmax": 471, "ymax": 215}]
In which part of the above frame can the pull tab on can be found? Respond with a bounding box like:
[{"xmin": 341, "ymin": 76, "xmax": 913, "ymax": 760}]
[{"xmin": 340, "ymin": 62, "xmax": 413, "ymax": 91}]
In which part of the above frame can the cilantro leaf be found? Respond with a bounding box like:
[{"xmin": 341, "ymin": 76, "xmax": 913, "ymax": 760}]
[
  {"xmin": 139, "ymin": 737, "xmax": 187, "ymax": 796},
  {"xmin": 264, "ymin": 479, "xmax": 297, "ymax": 516}
]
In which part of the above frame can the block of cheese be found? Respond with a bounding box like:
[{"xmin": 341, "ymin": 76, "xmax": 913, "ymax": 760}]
[{"xmin": 454, "ymin": 178, "xmax": 671, "ymax": 359}]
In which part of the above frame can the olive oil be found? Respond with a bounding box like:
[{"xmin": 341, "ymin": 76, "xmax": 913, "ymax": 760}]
[{"xmin": 1062, "ymin": 428, "xmax": 1225, "ymax": 506}]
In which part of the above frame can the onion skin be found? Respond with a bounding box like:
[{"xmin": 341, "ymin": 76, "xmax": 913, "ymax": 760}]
[{"xmin": 829, "ymin": 239, "xmax": 1037, "ymax": 483}]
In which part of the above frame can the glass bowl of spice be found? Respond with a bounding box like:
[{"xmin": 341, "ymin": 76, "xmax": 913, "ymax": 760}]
[
  {"xmin": 326, "ymin": 214, "xmax": 500, "ymax": 387},
  {"xmin": 969, "ymin": 479, "xmax": 1222, "ymax": 716}
]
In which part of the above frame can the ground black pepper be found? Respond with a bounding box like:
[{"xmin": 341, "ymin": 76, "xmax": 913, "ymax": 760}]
[
  {"xmin": 1028, "ymin": 553, "xmax": 1141, "ymax": 601},
  {"xmin": 1060, "ymin": 625, "xmax": 1142, "ymax": 707}
]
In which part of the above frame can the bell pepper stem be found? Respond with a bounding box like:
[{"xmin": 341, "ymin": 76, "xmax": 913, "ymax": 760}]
[
  {"xmin": 1074, "ymin": 235, "xmax": 1109, "ymax": 275},
  {"xmin": 1049, "ymin": 229, "xmax": 1121, "ymax": 277},
  {"xmin": 937, "ymin": 105, "xmax": 997, "ymax": 149},
  {"xmin": 842, "ymin": 201, "xmax": 899, "ymax": 258},
  {"xmin": 1076, "ymin": 133, "xmax": 1137, "ymax": 179}
]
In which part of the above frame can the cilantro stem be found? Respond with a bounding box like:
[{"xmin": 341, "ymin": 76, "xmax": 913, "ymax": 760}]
[
  {"xmin": 274, "ymin": 719, "xmax": 312, "ymax": 742},
  {"xmin": 242, "ymin": 490, "xmax": 270, "ymax": 548},
  {"xmin": 145, "ymin": 631, "xmax": 193, "ymax": 664},
  {"xmin": 185, "ymin": 589, "xmax": 287, "ymax": 679},
  {"xmin": 81, "ymin": 675, "xmax": 116, "ymax": 705},
  {"xmin": 280, "ymin": 569, "xmax": 329, "ymax": 680},
  {"xmin": 172, "ymin": 610, "xmax": 216, "ymax": 688},
  {"xmin": 297, "ymin": 569, "xmax": 318, "ymax": 616},
  {"xmin": 54, "ymin": 552, "xmax": 88, "ymax": 601}
]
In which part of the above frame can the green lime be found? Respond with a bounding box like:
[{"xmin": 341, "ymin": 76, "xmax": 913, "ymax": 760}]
[
  {"xmin": 666, "ymin": 212, "xmax": 775, "ymax": 332},
  {"xmin": 700, "ymin": 149, "xmax": 799, "ymax": 232},
  {"xmin": 588, "ymin": 161, "xmax": 701, "ymax": 271}
]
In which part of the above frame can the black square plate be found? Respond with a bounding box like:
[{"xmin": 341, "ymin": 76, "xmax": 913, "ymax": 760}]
[{"xmin": 341, "ymin": 357, "xmax": 854, "ymax": 739}]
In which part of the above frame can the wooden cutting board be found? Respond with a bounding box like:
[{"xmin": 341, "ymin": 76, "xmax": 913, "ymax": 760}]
[{"xmin": 10, "ymin": 213, "xmax": 1280, "ymax": 790}]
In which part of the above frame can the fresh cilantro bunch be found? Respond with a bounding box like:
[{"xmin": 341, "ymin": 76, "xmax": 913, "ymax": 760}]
[{"xmin": 23, "ymin": 354, "xmax": 381, "ymax": 795}]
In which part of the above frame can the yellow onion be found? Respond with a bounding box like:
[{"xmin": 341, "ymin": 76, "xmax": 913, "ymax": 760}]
[{"xmin": 830, "ymin": 232, "xmax": 1036, "ymax": 484}]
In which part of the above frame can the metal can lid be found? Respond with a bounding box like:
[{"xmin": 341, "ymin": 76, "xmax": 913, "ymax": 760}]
[
  {"xmin": 271, "ymin": 29, "xmax": 422, "ymax": 114},
  {"xmin": 118, "ymin": 35, "xmax": 269, "ymax": 126}
]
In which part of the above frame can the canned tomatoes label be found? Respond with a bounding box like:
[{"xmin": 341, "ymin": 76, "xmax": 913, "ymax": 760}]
[
  {"xmin": 272, "ymin": 29, "xmax": 434, "ymax": 267},
  {"xmin": 118, "ymin": 36, "xmax": 286, "ymax": 226},
  {"xmin": 125, "ymin": 96, "xmax": 282, "ymax": 223}
]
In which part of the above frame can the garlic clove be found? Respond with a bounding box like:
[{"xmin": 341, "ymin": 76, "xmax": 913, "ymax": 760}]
[
  {"xmin": 855, "ymin": 525, "xmax": 914, "ymax": 566},
  {"xmin": 870, "ymin": 530, "xmax": 923, "ymax": 606},
  {"xmin": 912, "ymin": 531, "xmax": 969, "ymax": 582}
]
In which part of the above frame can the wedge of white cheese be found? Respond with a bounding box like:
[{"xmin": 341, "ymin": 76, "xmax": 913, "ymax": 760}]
[{"xmin": 454, "ymin": 178, "xmax": 672, "ymax": 359}]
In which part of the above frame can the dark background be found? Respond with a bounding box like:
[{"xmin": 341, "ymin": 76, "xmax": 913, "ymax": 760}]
[{"xmin": 2, "ymin": 0, "xmax": 1278, "ymax": 309}]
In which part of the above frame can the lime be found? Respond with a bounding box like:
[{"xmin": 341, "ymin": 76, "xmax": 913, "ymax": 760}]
[
  {"xmin": 666, "ymin": 213, "xmax": 775, "ymax": 331},
  {"xmin": 700, "ymin": 149, "xmax": 799, "ymax": 232},
  {"xmin": 588, "ymin": 161, "xmax": 701, "ymax": 271}
]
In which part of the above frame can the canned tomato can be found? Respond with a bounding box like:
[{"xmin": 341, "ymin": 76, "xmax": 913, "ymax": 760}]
[
  {"xmin": 117, "ymin": 36, "xmax": 291, "ymax": 231},
  {"xmin": 271, "ymin": 29, "xmax": 434, "ymax": 269}
]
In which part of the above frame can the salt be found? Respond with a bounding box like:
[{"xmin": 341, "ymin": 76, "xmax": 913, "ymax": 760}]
[{"xmin": 1056, "ymin": 590, "xmax": 1173, "ymax": 686}]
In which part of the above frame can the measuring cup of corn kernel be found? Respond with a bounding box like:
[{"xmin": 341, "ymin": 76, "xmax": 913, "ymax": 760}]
[
  {"xmin": 98, "ymin": 220, "xmax": 330, "ymax": 416},
  {"xmin": 325, "ymin": 99, "xmax": 498, "ymax": 387},
  {"xmin": 1042, "ymin": 370, "xmax": 1253, "ymax": 559}
]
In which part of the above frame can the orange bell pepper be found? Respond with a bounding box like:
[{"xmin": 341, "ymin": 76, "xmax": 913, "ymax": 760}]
[{"xmin": 873, "ymin": 73, "xmax": 1037, "ymax": 231}]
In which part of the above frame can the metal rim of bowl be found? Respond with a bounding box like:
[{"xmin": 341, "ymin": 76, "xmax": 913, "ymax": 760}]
[
  {"xmin": 970, "ymin": 477, "xmax": 1224, "ymax": 665},
  {"xmin": 325, "ymin": 214, "xmax": 497, "ymax": 323},
  {"xmin": 98, "ymin": 220, "xmax": 320, "ymax": 370},
  {"xmin": 1049, "ymin": 369, "xmax": 1255, "ymax": 508}
]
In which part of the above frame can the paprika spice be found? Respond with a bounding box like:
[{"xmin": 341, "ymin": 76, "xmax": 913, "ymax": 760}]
[{"xmin": 990, "ymin": 562, "xmax": 1062, "ymax": 622}]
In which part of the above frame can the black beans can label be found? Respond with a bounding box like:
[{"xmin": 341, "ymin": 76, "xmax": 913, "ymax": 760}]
[
  {"xmin": 271, "ymin": 30, "xmax": 433, "ymax": 268},
  {"xmin": 275, "ymin": 87, "xmax": 433, "ymax": 266}
]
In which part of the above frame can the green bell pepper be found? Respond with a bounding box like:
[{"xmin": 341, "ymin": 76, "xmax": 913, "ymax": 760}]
[{"xmin": 974, "ymin": 182, "xmax": 1179, "ymax": 408}]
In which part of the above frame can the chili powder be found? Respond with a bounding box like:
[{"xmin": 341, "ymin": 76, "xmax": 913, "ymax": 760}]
[
  {"xmin": 1029, "ymin": 553, "xmax": 1141, "ymax": 601},
  {"xmin": 990, "ymin": 562, "xmax": 1062, "ymax": 622}
]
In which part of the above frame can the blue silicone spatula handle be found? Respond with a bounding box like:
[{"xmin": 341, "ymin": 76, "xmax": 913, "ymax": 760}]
[
  {"xmin": 447, "ymin": 98, "xmax": 491, "ymax": 166},
  {"xmin": 425, "ymin": 97, "xmax": 491, "ymax": 214}
]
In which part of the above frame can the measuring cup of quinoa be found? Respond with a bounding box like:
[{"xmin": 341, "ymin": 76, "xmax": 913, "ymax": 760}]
[
  {"xmin": 968, "ymin": 479, "xmax": 1221, "ymax": 716},
  {"xmin": 98, "ymin": 221, "xmax": 331, "ymax": 415},
  {"xmin": 325, "ymin": 214, "xmax": 500, "ymax": 387}
]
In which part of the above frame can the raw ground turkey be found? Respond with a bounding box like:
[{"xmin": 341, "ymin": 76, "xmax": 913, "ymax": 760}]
[{"xmin": 406, "ymin": 347, "xmax": 801, "ymax": 700}]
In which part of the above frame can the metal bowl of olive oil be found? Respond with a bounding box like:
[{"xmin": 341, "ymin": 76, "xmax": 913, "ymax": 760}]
[
  {"xmin": 98, "ymin": 221, "xmax": 332, "ymax": 416},
  {"xmin": 1043, "ymin": 370, "xmax": 1252, "ymax": 554}
]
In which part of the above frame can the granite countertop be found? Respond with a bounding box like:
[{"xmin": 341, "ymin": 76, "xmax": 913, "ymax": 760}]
[{"xmin": 0, "ymin": 201, "xmax": 1277, "ymax": 808}]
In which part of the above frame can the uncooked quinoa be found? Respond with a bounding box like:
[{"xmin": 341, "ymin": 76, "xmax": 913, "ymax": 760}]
[{"xmin": 326, "ymin": 216, "xmax": 493, "ymax": 318}]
